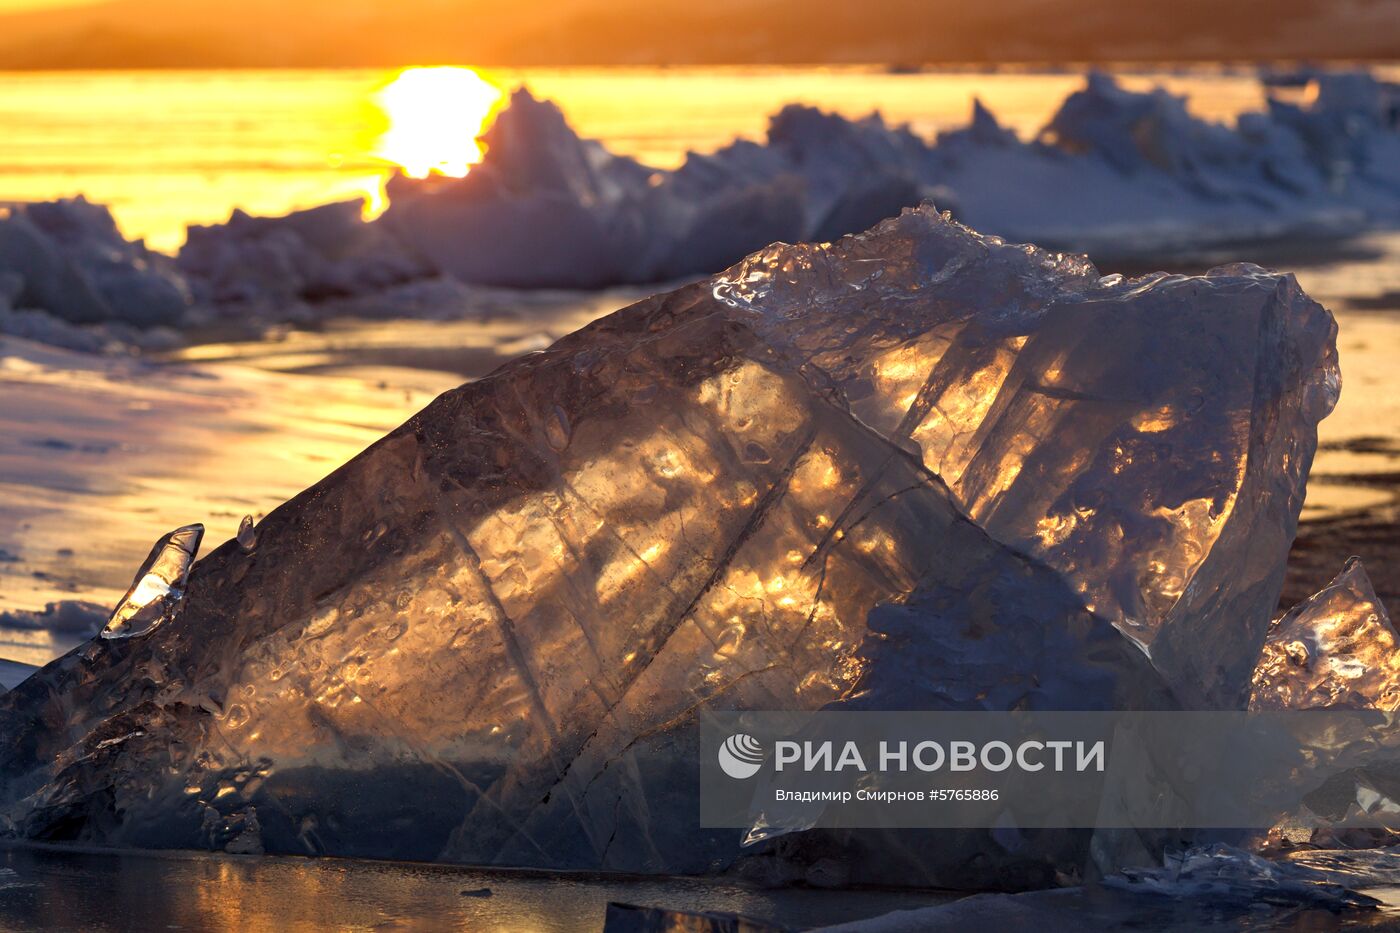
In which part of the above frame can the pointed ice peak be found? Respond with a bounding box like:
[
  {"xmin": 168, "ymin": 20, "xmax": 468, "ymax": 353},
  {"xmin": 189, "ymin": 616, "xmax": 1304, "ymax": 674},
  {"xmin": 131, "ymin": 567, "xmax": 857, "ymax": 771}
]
[
  {"xmin": 101, "ymin": 523, "xmax": 204, "ymax": 641},
  {"xmin": 1250, "ymin": 557, "xmax": 1398, "ymax": 710},
  {"xmin": 968, "ymin": 97, "xmax": 1015, "ymax": 146},
  {"xmin": 476, "ymin": 85, "xmax": 606, "ymax": 198}
]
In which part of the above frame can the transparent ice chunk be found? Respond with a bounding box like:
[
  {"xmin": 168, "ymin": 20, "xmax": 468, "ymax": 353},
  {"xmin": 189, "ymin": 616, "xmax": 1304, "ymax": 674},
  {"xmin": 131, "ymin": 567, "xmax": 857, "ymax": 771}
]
[
  {"xmin": 0, "ymin": 209, "xmax": 1337, "ymax": 881},
  {"xmin": 100, "ymin": 523, "xmax": 203, "ymax": 640},
  {"xmin": 237, "ymin": 515, "xmax": 257, "ymax": 553},
  {"xmin": 1251, "ymin": 558, "xmax": 1399, "ymax": 710}
]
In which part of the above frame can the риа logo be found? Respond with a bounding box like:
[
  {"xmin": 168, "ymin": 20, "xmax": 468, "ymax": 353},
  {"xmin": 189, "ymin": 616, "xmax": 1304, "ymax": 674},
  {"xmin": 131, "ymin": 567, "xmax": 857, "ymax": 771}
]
[{"xmin": 718, "ymin": 733, "xmax": 765, "ymax": 779}]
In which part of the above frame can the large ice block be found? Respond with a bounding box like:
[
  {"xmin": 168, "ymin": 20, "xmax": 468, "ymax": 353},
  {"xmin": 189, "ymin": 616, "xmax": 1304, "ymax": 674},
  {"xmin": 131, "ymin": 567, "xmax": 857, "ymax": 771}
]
[{"xmin": 0, "ymin": 208, "xmax": 1336, "ymax": 876}]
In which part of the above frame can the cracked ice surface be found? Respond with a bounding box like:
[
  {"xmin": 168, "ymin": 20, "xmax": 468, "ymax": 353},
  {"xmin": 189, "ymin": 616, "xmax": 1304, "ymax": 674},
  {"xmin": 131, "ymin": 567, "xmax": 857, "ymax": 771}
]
[{"xmin": 0, "ymin": 208, "xmax": 1335, "ymax": 874}]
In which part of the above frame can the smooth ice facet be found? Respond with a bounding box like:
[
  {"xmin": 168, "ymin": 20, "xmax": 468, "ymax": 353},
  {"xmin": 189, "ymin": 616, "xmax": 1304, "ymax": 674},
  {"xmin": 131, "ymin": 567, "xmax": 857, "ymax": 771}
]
[
  {"xmin": 100, "ymin": 523, "xmax": 204, "ymax": 640},
  {"xmin": 1250, "ymin": 558, "xmax": 1400, "ymax": 711}
]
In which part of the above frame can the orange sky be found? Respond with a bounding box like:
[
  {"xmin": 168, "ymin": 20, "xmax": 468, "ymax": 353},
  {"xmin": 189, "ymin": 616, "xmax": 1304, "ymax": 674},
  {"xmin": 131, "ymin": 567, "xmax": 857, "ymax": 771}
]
[
  {"xmin": 0, "ymin": 0, "xmax": 1393, "ymax": 68},
  {"xmin": 0, "ymin": 0, "xmax": 102, "ymax": 9}
]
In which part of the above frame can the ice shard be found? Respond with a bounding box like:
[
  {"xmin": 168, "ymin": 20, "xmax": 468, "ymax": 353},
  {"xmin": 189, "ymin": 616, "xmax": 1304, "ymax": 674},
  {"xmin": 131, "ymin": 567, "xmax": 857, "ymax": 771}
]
[
  {"xmin": 0, "ymin": 208, "xmax": 1335, "ymax": 878},
  {"xmin": 237, "ymin": 515, "xmax": 258, "ymax": 553},
  {"xmin": 709, "ymin": 219, "xmax": 1336, "ymax": 708},
  {"xmin": 100, "ymin": 523, "xmax": 204, "ymax": 640},
  {"xmin": 1251, "ymin": 559, "xmax": 1400, "ymax": 710}
]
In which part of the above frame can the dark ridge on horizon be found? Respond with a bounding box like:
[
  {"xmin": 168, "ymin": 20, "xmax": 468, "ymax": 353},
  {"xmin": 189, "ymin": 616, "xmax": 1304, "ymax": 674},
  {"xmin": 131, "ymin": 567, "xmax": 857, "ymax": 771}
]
[{"xmin": 0, "ymin": 0, "xmax": 1395, "ymax": 69}]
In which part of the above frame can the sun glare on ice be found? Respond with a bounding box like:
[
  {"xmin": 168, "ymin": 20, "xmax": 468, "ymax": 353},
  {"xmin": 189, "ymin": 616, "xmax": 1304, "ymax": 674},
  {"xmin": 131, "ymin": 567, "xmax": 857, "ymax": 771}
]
[{"xmin": 374, "ymin": 67, "xmax": 503, "ymax": 179}]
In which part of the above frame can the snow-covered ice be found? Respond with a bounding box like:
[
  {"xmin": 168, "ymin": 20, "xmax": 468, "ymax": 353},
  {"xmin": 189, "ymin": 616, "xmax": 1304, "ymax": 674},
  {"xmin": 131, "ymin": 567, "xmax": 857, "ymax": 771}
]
[{"xmin": 178, "ymin": 200, "xmax": 428, "ymax": 311}]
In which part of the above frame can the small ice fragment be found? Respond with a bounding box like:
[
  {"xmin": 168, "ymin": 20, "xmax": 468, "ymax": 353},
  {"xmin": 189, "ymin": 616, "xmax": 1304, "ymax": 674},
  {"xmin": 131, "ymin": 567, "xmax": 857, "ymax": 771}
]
[
  {"xmin": 237, "ymin": 515, "xmax": 257, "ymax": 552},
  {"xmin": 459, "ymin": 888, "xmax": 492, "ymax": 898},
  {"xmin": 1250, "ymin": 558, "xmax": 1399, "ymax": 710},
  {"xmin": 101, "ymin": 523, "xmax": 204, "ymax": 640}
]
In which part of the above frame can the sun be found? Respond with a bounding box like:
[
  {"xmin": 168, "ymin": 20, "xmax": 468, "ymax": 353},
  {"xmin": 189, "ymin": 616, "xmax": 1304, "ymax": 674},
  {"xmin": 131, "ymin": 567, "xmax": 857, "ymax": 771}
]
[{"xmin": 373, "ymin": 67, "xmax": 504, "ymax": 179}]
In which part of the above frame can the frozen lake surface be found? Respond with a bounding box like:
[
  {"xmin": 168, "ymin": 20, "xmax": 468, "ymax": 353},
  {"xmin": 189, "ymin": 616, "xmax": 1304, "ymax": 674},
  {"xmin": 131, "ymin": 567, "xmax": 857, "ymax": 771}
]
[{"xmin": 0, "ymin": 843, "xmax": 954, "ymax": 931}]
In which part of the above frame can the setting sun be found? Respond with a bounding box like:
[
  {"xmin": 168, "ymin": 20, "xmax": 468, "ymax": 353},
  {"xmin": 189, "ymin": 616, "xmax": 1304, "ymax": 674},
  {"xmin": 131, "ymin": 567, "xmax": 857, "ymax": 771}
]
[{"xmin": 373, "ymin": 66, "xmax": 503, "ymax": 179}]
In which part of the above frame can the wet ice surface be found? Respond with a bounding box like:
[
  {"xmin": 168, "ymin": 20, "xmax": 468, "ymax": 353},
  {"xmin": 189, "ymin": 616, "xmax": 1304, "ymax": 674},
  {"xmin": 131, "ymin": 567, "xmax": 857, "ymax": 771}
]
[
  {"xmin": 2, "ymin": 844, "xmax": 1398, "ymax": 932},
  {"xmin": 0, "ymin": 341, "xmax": 457, "ymax": 665},
  {"xmin": 0, "ymin": 843, "xmax": 951, "ymax": 932}
]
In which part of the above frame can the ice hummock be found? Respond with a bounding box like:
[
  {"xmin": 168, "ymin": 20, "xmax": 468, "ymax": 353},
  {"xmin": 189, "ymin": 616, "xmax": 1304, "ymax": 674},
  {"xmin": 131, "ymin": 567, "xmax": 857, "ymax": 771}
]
[
  {"xmin": 0, "ymin": 600, "xmax": 108, "ymax": 639},
  {"xmin": 5, "ymin": 70, "xmax": 1394, "ymax": 345},
  {"xmin": 173, "ymin": 70, "xmax": 1400, "ymax": 307},
  {"xmin": 0, "ymin": 197, "xmax": 189, "ymax": 328},
  {"xmin": 0, "ymin": 209, "xmax": 1336, "ymax": 882},
  {"xmin": 362, "ymin": 70, "xmax": 1399, "ymax": 291},
  {"xmin": 178, "ymin": 200, "xmax": 429, "ymax": 311},
  {"xmin": 100, "ymin": 523, "xmax": 204, "ymax": 640}
]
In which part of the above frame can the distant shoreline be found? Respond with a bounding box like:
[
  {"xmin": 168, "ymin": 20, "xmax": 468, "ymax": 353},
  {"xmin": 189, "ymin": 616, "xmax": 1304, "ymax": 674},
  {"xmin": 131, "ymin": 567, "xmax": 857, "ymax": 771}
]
[{"xmin": 0, "ymin": 59, "xmax": 1396, "ymax": 73}]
